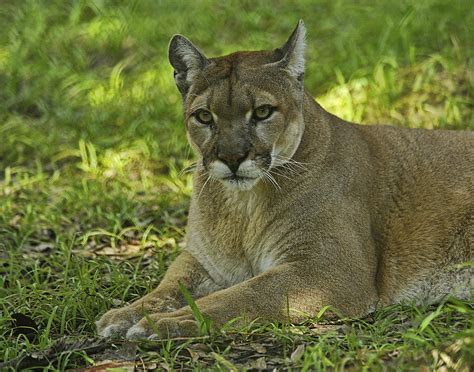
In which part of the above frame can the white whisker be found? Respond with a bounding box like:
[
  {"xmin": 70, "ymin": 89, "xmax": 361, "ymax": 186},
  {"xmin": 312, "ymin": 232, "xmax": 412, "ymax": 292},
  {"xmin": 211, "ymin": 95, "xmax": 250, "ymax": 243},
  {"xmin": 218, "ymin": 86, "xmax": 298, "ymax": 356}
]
[
  {"xmin": 268, "ymin": 168, "xmax": 293, "ymax": 180},
  {"xmin": 272, "ymin": 155, "xmax": 310, "ymax": 177},
  {"xmin": 261, "ymin": 169, "xmax": 281, "ymax": 191},
  {"xmin": 179, "ymin": 161, "xmax": 199, "ymax": 176},
  {"xmin": 197, "ymin": 174, "xmax": 212, "ymax": 201}
]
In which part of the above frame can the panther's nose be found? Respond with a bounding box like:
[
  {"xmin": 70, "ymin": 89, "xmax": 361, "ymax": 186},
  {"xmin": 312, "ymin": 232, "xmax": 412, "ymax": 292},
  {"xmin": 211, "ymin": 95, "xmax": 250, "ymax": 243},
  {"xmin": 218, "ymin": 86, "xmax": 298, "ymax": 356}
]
[{"xmin": 217, "ymin": 150, "xmax": 249, "ymax": 174}]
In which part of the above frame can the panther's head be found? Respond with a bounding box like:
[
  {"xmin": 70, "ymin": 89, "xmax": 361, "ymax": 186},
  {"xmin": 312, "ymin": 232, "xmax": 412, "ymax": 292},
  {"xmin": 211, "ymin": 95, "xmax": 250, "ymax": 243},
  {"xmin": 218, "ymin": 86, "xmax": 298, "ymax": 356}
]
[{"xmin": 169, "ymin": 21, "xmax": 306, "ymax": 191}]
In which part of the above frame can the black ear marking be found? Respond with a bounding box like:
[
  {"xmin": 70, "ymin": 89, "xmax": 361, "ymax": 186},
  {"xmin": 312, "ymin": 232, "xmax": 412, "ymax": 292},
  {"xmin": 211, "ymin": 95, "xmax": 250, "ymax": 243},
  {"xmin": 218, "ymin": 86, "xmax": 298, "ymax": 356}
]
[{"xmin": 168, "ymin": 35, "xmax": 209, "ymax": 97}]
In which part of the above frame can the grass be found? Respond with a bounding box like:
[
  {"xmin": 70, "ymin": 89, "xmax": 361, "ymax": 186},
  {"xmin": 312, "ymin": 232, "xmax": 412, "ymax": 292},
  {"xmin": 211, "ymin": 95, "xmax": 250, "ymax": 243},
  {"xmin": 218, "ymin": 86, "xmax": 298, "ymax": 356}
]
[{"xmin": 0, "ymin": 0, "xmax": 473, "ymax": 370}]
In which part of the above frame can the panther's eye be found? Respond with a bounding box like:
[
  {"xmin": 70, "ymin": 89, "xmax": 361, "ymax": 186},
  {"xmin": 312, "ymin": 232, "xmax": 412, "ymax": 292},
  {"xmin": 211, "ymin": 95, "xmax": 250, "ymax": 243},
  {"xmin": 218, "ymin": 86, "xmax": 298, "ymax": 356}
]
[
  {"xmin": 253, "ymin": 105, "xmax": 275, "ymax": 121},
  {"xmin": 194, "ymin": 110, "xmax": 213, "ymax": 125}
]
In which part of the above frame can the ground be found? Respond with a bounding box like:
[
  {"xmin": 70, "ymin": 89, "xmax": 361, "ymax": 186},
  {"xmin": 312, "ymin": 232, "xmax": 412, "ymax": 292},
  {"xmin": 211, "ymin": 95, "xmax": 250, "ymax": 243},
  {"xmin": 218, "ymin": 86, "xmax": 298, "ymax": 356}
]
[{"xmin": 0, "ymin": 0, "xmax": 473, "ymax": 370}]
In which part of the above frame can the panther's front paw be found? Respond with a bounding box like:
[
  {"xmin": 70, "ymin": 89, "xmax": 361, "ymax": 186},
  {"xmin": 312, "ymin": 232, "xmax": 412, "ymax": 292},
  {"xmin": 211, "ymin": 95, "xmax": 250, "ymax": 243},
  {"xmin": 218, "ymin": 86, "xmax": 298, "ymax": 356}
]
[
  {"xmin": 96, "ymin": 306, "xmax": 142, "ymax": 337},
  {"xmin": 96, "ymin": 296, "xmax": 184, "ymax": 337},
  {"xmin": 126, "ymin": 314, "xmax": 201, "ymax": 339}
]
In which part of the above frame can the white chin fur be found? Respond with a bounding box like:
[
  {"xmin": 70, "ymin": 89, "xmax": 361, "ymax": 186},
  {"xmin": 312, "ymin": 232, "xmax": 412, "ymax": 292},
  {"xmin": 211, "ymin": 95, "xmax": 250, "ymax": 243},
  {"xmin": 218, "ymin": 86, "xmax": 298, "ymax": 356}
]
[{"xmin": 221, "ymin": 177, "xmax": 259, "ymax": 191}]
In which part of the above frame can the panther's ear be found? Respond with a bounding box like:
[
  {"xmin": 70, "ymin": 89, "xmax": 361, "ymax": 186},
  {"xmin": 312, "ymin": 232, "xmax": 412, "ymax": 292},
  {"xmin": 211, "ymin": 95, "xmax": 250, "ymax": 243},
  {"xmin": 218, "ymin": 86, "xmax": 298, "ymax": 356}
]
[
  {"xmin": 277, "ymin": 20, "xmax": 306, "ymax": 81},
  {"xmin": 168, "ymin": 35, "xmax": 209, "ymax": 96}
]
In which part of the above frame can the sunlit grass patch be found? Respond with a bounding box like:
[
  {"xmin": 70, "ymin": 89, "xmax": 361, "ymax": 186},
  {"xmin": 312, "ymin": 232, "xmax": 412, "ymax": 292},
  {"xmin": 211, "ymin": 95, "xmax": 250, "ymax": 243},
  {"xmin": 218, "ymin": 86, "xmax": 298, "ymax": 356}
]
[{"xmin": 319, "ymin": 55, "xmax": 473, "ymax": 129}]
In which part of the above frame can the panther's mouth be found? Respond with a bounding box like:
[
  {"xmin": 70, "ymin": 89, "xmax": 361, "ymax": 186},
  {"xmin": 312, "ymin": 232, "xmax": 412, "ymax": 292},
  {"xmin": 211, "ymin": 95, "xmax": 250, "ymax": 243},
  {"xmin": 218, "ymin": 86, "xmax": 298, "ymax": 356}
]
[
  {"xmin": 222, "ymin": 175, "xmax": 256, "ymax": 182},
  {"xmin": 207, "ymin": 159, "xmax": 261, "ymax": 191},
  {"xmin": 220, "ymin": 174, "xmax": 259, "ymax": 191}
]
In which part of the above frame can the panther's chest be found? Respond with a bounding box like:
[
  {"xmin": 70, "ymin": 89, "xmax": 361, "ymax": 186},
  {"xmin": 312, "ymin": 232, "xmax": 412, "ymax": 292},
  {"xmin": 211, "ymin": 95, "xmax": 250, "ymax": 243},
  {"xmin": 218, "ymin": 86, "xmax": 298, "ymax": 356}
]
[
  {"xmin": 190, "ymin": 227, "xmax": 277, "ymax": 288},
  {"xmin": 187, "ymin": 194, "xmax": 278, "ymax": 288}
]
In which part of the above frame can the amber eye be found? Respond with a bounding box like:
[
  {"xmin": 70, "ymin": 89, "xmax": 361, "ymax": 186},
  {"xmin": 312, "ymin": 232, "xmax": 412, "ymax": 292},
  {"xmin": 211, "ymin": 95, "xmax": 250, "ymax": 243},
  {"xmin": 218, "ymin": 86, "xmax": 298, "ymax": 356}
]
[
  {"xmin": 195, "ymin": 110, "xmax": 213, "ymax": 125},
  {"xmin": 253, "ymin": 105, "xmax": 275, "ymax": 121}
]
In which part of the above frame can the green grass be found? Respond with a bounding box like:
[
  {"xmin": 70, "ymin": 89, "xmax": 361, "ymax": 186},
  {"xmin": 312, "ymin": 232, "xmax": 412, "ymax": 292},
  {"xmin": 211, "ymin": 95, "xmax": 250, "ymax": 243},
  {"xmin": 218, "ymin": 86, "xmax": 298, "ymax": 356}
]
[{"xmin": 0, "ymin": 0, "xmax": 473, "ymax": 370}]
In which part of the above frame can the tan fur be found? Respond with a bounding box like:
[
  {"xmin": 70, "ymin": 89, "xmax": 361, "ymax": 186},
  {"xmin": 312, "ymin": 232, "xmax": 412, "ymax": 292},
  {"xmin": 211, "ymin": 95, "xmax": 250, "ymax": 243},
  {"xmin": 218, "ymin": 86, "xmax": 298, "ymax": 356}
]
[{"xmin": 96, "ymin": 21, "xmax": 473, "ymax": 339}]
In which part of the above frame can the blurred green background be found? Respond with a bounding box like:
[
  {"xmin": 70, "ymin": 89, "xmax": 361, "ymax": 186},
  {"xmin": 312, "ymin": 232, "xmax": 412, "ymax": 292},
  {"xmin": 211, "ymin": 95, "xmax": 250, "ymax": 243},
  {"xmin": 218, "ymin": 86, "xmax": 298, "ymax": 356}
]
[{"xmin": 0, "ymin": 0, "xmax": 473, "ymax": 367}]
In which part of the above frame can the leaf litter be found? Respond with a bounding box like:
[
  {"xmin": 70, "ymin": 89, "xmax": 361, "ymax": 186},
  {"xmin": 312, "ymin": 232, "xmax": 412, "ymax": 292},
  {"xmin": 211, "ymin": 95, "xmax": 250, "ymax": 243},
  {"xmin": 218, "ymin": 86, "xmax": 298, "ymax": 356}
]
[{"xmin": 0, "ymin": 322, "xmax": 343, "ymax": 370}]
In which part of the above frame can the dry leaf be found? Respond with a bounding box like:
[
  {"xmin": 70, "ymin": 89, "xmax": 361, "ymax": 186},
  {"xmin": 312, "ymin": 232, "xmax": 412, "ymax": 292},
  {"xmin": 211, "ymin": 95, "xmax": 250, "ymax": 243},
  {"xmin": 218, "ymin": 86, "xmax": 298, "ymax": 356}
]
[
  {"xmin": 95, "ymin": 244, "xmax": 141, "ymax": 257},
  {"xmin": 111, "ymin": 298, "xmax": 123, "ymax": 306},
  {"xmin": 290, "ymin": 344, "xmax": 305, "ymax": 363},
  {"xmin": 10, "ymin": 313, "xmax": 39, "ymax": 341},
  {"xmin": 249, "ymin": 357, "xmax": 267, "ymax": 369},
  {"xmin": 72, "ymin": 361, "xmax": 136, "ymax": 371},
  {"xmin": 9, "ymin": 214, "xmax": 22, "ymax": 228},
  {"xmin": 250, "ymin": 342, "xmax": 267, "ymax": 354},
  {"xmin": 186, "ymin": 347, "xmax": 200, "ymax": 362}
]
